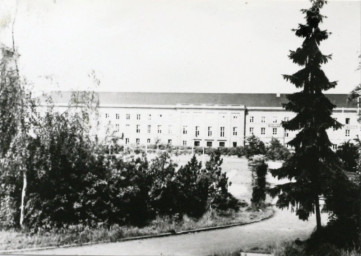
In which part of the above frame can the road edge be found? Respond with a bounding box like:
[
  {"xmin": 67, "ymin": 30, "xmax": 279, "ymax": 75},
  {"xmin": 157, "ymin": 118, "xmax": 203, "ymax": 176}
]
[{"xmin": 0, "ymin": 208, "xmax": 275, "ymax": 255}]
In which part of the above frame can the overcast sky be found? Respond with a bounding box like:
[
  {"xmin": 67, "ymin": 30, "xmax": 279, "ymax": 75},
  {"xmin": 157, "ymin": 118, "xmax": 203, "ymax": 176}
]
[{"xmin": 0, "ymin": 0, "xmax": 360, "ymax": 94}]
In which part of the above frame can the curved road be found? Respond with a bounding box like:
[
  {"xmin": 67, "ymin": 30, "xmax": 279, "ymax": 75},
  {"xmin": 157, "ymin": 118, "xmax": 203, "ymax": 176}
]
[
  {"xmin": 25, "ymin": 157, "xmax": 327, "ymax": 255},
  {"xmin": 27, "ymin": 208, "xmax": 327, "ymax": 255}
]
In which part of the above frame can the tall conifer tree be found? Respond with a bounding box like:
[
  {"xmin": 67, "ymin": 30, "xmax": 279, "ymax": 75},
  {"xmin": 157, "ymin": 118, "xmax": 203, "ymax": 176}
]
[{"xmin": 270, "ymin": 0, "xmax": 342, "ymax": 230}]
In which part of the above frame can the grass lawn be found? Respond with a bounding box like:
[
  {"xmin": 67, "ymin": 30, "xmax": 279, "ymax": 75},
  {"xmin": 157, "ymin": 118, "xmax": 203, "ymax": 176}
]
[{"xmin": 0, "ymin": 154, "xmax": 274, "ymax": 251}]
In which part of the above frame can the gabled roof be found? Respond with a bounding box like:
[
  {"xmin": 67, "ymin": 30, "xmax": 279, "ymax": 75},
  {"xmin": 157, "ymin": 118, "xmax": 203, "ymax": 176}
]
[{"xmin": 44, "ymin": 91, "xmax": 357, "ymax": 109}]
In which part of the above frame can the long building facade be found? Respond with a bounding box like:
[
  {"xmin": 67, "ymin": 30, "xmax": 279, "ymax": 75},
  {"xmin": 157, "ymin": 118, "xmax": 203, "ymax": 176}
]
[{"xmin": 48, "ymin": 92, "xmax": 360, "ymax": 149}]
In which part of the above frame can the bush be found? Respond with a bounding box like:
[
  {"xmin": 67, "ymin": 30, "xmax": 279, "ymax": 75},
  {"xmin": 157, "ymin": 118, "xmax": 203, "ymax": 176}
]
[
  {"xmin": 266, "ymin": 138, "xmax": 291, "ymax": 161},
  {"xmin": 336, "ymin": 141, "xmax": 360, "ymax": 173},
  {"xmin": 249, "ymin": 155, "xmax": 268, "ymax": 209},
  {"xmin": 244, "ymin": 135, "xmax": 266, "ymax": 159}
]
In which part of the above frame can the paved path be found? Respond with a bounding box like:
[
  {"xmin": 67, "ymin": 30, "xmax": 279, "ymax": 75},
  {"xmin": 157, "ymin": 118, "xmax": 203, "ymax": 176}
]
[{"xmin": 26, "ymin": 208, "xmax": 327, "ymax": 255}]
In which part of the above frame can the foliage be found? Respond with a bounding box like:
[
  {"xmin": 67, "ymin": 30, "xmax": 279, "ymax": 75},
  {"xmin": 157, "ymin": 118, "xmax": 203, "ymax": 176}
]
[
  {"xmin": 270, "ymin": 0, "xmax": 342, "ymax": 230},
  {"xmin": 250, "ymin": 155, "xmax": 268, "ymax": 208},
  {"xmin": 244, "ymin": 135, "xmax": 266, "ymax": 159},
  {"xmin": 266, "ymin": 138, "xmax": 291, "ymax": 161},
  {"xmin": 336, "ymin": 141, "xmax": 360, "ymax": 173}
]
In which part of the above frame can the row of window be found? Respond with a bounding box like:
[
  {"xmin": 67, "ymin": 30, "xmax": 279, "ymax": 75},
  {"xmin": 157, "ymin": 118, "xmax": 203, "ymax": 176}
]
[
  {"xmin": 249, "ymin": 116, "xmax": 353, "ymax": 125},
  {"xmin": 106, "ymin": 113, "xmax": 164, "ymax": 120},
  {"xmin": 250, "ymin": 127, "xmax": 279, "ymax": 135}
]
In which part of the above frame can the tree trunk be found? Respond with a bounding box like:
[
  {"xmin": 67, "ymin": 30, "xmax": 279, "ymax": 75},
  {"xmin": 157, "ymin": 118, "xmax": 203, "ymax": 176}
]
[
  {"xmin": 315, "ymin": 195, "xmax": 322, "ymax": 230},
  {"xmin": 20, "ymin": 171, "xmax": 27, "ymax": 229}
]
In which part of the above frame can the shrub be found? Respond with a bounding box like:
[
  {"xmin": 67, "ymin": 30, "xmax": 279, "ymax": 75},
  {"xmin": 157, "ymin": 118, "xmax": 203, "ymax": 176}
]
[
  {"xmin": 266, "ymin": 138, "xmax": 291, "ymax": 161},
  {"xmin": 249, "ymin": 155, "xmax": 268, "ymax": 209},
  {"xmin": 244, "ymin": 135, "xmax": 266, "ymax": 159},
  {"xmin": 336, "ymin": 141, "xmax": 360, "ymax": 173}
]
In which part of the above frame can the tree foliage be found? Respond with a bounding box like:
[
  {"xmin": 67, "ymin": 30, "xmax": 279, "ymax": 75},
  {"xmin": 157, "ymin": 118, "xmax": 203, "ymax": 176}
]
[
  {"xmin": 266, "ymin": 138, "xmax": 291, "ymax": 161},
  {"xmin": 336, "ymin": 141, "xmax": 359, "ymax": 173},
  {"xmin": 250, "ymin": 155, "xmax": 268, "ymax": 209},
  {"xmin": 244, "ymin": 135, "xmax": 266, "ymax": 159},
  {"xmin": 270, "ymin": 0, "xmax": 343, "ymax": 230}
]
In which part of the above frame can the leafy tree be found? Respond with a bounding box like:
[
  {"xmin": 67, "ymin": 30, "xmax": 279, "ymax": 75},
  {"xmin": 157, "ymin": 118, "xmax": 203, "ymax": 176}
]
[
  {"xmin": 244, "ymin": 135, "xmax": 266, "ymax": 159},
  {"xmin": 270, "ymin": 0, "xmax": 343, "ymax": 230},
  {"xmin": 336, "ymin": 141, "xmax": 359, "ymax": 173},
  {"xmin": 266, "ymin": 138, "xmax": 291, "ymax": 161}
]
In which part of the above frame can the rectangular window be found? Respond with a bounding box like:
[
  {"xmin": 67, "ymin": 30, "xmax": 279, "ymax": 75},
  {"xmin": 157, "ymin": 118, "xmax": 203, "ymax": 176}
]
[
  {"xmin": 147, "ymin": 138, "xmax": 151, "ymax": 144},
  {"xmin": 115, "ymin": 124, "xmax": 120, "ymax": 132},
  {"xmin": 261, "ymin": 116, "xmax": 265, "ymax": 123},
  {"xmin": 126, "ymin": 114, "xmax": 130, "ymax": 120},
  {"xmin": 273, "ymin": 128, "xmax": 277, "ymax": 135},
  {"xmin": 194, "ymin": 141, "xmax": 200, "ymax": 147},
  {"xmin": 286, "ymin": 132, "xmax": 289, "ymax": 137},
  {"xmin": 136, "ymin": 125, "xmax": 140, "ymax": 133},
  {"xmin": 250, "ymin": 127, "xmax": 254, "ymax": 135},
  {"xmin": 195, "ymin": 126, "xmax": 200, "ymax": 137},
  {"xmin": 147, "ymin": 125, "xmax": 151, "ymax": 133},
  {"xmin": 183, "ymin": 126, "xmax": 188, "ymax": 134},
  {"xmin": 261, "ymin": 127, "xmax": 265, "ymax": 135},
  {"xmin": 125, "ymin": 138, "xmax": 129, "ymax": 144},
  {"xmin": 219, "ymin": 141, "xmax": 225, "ymax": 147},
  {"xmin": 346, "ymin": 129, "xmax": 350, "ymax": 137},
  {"xmin": 206, "ymin": 141, "xmax": 212, "ymax": 147},
  {"xmin": 158, "ymin": 125, "xmax": 162, "ymax": 134},
  {"xmin": 136, "ymin": 138, "xmax": 140, "ymax": 145},
  {"xmin": 148, "ymin": 114, "xmax": 152, "ymax": 120},
  {"xmin": 183, "ymin": 140, "xmax": 187, "ymax": 146},
  {"xmin": 116, "ymin": 114, "xmax": 120, "ymax": 119},
  {"xmin": 233, "ymin": 142, "xmax": 237, "ymax": 147},
  {"xmin": 250, "ymin": 116, "xmax": 254, "ymax": 123},
  {"xmin": 233, "ymin": 115, "xmax": 238, "ymax": 119},
  {"xmin": 220, "ymin": 127, "xmax": 225, "ymax": 137},
  {"xmin": 105, "ymin": 113, "xmax": 109, "ymax": 118},
  {"xmin": 332, "ymin": 144, "xmax": 337, "ymax": 150},
  {"xmin": 345, "ymin": 118, "xmax": 350, "ymax": 124},
  {"xmin": 168, "ymin": 125, "xmax": 172, "ymax": 134},
  {"xmin": 168, "ymin": 139, "xmax": 172, "ymax": 145},
  {"xmin": 233, "ymin": 127, "xmax": 237, "ymax": 136},
  {"xmin": 137, "ymin": 114, "xmax": 141, "ymax": 120},
  {"xmin": 273, "ymin": 117, "xmax": 277, "ymax": 123},
  {"xmin": 208, "ymin": 126, "xmax": 212, "ymax": 137}
]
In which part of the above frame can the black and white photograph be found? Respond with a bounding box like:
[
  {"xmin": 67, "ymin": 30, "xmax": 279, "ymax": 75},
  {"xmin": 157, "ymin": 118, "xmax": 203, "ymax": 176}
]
[{"xmin": 0, "ymin": 0, "xmax": 360, "ymax": 255}]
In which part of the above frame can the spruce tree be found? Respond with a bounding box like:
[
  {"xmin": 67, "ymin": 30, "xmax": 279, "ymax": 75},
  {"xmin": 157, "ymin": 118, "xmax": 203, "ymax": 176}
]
[{"xmin": 270, "ymin": 0, "xmax": 342, "ymax": 230}]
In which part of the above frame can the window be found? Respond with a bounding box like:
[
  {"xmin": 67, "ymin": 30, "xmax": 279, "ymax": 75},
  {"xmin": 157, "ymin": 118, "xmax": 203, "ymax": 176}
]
[
  {"xmin": 136, "ymin": 138, "xmax": 140, "ymax": 145},
  {"xmin": 273, "ymin": 117, "xmax": 277, "ymax": 123},
  {"xmin": 105, "ymin": 113, "xmax": 109, "ymax": 118},
  {"xmin": 183, "ymin": 126, "xmax": 188, "ymax": 134},
  {"xmin": 284, "ymin": 117, "xmax": 289, "ymax": 122},
  {"xmin": 332, "ymin": 144, "xmax": 337, "ymax": 150},
  {"xmin": 250, "ymin": 127, "xmax": 254, "ymax": 135},
  {"xmin": 147, "ymin": 138, "xmax": 151, "ymax": 144},
  {"xmin": 250, "ymin": 116, "xmax": 254, "ymax": 123},
  {"xmin": 116, "ymin": 114, "xmax": 120, "ymax": 119},
  {"xmin": 233, "ymin": 115, "xmax": 238, "ymax": 119},
  {"xmin": 233, "ymin": 127, "xmax": 237, "ymax": 136},
  {"xmin": 261, "ymin": 116, "xmax": 265, "ymax": 123},
  {"xmin": 346, "ymin": 118, "xmax": 350, "ymax": 124},
  {"xmin": 219, "ymin": 141, "xmax": 225, "ymax": 147},
  {"xmin": 195, "ymin": 126, "xmax": 200, "ymax": 137},
  {"xmin": 115, "ymin": 124, "xmax": 120, "ymax": 132},
  {"xmin": 168, "ymin": 125, "xmax": 172, "ymax": 134},
  {"xmin": 183, "ymin": 140, "xmax": 187, "ymax": 146},
  {"xmin": 273, "ymin": 128, "xmax": 277, "ymax": 135},
  {"xmin": 194, "ymin": 141, "xmax": 200, "ymax": 147},
  {"xmin": 346, "ymin": 129, "xmax": 350, "ymax": 137},
  {"xmin": 208, "ymin": 126, "xmax": 212, "ymax": 137},
  {"xmin": 207, "ymin": 141, "xmax": 213, "ymax": 147},
  {"xmin": 220, "ymin": 127, "xmax": 225, "ymax": 137},
  {"xmin": 261, "ymin": 127, "xmax": 265, "ymax": 135},
  {"xmin": 286, "ymin": 132, "xmax": 289, "ymax": 137},
  {"xmin": 136, "ymin": 125, "xmax": 140, "ymax": 133},
  {"xmin": 233, "ymin": 142, "xmax": 237, "ymax": 147},
  {"xmin": 159, "ymin": 114, "xmax": 162, "ymax": 118},
  {"xmin": 147, "ymin": 125, "xmax": 151, "ymax": 133},
  {"xmin": 126, "ymin": 114, "xmax": 130, "ymax": 120},
  {"xmin": 137, "ymin": 114, "xmax": 141, "ymax": 120},
  {"xmin": 158, "ymin": 125, "xmax": 162, "ymax": 134},
  {"xmin": 148, "ymin": 114, "xmax": 152, "ymax": 120},
  {"xmin": 125, "ymin": 138, "xmax": 129, "ymax": 144},
  {"xmin": 168, "ymin": 139, "xmax": 172, "ymax": 145}
]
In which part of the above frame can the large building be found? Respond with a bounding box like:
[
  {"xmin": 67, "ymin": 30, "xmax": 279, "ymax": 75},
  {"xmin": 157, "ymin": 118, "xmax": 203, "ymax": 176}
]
[{"xmin": 47, "ymin": 92, "xmax": 360, "ymax": 149}]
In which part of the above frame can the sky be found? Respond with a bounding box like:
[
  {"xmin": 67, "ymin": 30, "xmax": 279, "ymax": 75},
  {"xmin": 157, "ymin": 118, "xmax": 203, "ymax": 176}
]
[{"xmin": 0, "ymin": 0, "xmax": 360, "ymax": 94}]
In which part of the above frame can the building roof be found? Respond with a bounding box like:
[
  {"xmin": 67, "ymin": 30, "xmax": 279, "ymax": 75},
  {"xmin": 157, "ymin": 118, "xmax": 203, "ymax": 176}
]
[{"xmin": 45, "ymin": 91, "xmax": 357, "ymax": 109}]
